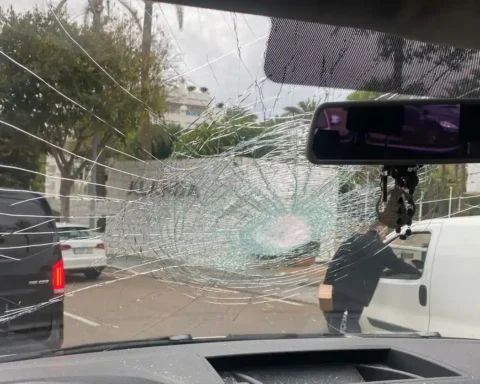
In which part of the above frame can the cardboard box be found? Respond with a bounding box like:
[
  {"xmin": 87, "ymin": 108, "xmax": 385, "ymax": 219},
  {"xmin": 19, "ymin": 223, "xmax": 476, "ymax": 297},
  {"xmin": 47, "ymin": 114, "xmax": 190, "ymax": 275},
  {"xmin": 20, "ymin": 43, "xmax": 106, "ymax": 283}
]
[{"xmin": 318, "ymin": 284, "xmax": 334, "ymax": 312}]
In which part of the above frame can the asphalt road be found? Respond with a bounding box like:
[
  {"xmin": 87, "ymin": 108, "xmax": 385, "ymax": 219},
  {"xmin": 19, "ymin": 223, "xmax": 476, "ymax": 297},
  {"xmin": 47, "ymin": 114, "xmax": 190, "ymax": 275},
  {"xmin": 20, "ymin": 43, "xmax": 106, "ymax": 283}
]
[{"xmin": 63, "ymin": 268, "xmax": 327, "ymax": 348}]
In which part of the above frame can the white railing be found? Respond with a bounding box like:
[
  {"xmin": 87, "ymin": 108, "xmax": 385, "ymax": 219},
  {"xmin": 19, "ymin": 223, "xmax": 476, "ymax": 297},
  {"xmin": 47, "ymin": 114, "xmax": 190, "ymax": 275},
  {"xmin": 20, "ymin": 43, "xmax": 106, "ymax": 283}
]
[{"xmin": 417, "ymin": 191, "xmax": 480, "ymax": 220}]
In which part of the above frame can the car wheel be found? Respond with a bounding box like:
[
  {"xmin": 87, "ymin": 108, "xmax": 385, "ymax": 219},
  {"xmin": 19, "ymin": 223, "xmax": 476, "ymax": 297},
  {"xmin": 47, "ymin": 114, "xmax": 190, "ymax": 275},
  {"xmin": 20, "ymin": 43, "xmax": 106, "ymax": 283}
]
[{"xmin": 84, "ymin": 268, "xmax": 102, "ymax": 279}]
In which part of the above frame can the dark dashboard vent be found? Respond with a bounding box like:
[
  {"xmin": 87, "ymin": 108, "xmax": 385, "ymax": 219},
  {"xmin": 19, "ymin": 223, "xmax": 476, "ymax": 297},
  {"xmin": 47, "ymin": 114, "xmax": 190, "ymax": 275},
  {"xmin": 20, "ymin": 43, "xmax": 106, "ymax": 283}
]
[{"xmin": 207, "ymin": 348, "xmax": 462, "ymax": 384}]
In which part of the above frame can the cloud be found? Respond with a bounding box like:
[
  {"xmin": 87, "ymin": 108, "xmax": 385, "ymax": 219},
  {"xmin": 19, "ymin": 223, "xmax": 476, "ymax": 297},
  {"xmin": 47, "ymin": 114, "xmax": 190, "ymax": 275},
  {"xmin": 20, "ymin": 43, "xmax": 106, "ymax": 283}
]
[{"xmin": 146, "ymin": 2, "xmax": 351, "ymax": 117}]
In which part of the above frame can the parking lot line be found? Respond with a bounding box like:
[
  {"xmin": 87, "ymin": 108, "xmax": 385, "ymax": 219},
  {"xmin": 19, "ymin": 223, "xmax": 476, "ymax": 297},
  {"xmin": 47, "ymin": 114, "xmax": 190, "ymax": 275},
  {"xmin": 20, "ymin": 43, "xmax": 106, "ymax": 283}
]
[{"xmin": 65, "ymin": 311, "xmax": 100, "ymax": 327}]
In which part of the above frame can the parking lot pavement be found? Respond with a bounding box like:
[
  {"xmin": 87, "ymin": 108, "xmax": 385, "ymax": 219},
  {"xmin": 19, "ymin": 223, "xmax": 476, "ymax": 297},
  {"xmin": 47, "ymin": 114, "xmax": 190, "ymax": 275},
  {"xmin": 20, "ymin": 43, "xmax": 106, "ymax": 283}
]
[{"xmin": 63, "ymin": 269, "xmax": 328, "ymax": 348}]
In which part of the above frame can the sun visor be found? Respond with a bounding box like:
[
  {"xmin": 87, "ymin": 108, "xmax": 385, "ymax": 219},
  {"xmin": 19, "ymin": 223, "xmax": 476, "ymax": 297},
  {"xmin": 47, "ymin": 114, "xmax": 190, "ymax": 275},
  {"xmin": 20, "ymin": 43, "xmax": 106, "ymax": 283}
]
[{"xmin": 264, "ymin": 19, "xmax": 480, "ymax": 98}]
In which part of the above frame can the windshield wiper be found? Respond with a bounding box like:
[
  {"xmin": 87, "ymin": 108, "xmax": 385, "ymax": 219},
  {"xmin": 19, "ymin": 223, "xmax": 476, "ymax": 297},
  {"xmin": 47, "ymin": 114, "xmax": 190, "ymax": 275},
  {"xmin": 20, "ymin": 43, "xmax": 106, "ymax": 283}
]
[
  {"xmin": 55, "ymin": 333, "xmax": 345, "ymax": 357},
  {"xmin": 0, "ymin": 333, "xmax": 346, "ymax": 363},
  {"xmin": 0, "ymin": 334, "xmax": 198, "ymax": 363},
  {"xmin": 54, "ymin": 334, "xmax": 199, "ymax": 356},
  {"xmin": 224, "ymin": 333, "xmax": 345, "ymax": 340},
  {"xmin": 224, "ymin": 332, "xmax": 443, "ymax": 340},
  {"xmin": 357, "ymin": 331, "xmax": 442, "ymax": 338}
]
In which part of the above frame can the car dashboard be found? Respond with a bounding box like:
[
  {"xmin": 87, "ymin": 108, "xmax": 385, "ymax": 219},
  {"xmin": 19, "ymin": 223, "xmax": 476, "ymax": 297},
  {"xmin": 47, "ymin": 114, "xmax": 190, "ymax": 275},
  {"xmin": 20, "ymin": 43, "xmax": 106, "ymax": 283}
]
[{"xmin": 1, "ymin": 336, "xmax": 480, "ymax": 384}]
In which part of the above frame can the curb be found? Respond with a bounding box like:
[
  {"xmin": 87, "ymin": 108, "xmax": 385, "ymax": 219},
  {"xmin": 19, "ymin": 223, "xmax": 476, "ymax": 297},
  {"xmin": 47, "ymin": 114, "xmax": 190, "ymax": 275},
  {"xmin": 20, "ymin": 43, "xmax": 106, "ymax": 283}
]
[{"xmin": 104, "ymin": 265, "xmax": 319, "ymax": 307}]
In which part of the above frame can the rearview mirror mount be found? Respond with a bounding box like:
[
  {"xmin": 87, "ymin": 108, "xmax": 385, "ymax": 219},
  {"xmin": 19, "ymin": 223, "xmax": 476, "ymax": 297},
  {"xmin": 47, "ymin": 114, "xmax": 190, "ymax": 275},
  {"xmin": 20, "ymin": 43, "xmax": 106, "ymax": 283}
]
[{"xmin": 305, "ymin": 99, "xmax": 480, "ymax": 240}]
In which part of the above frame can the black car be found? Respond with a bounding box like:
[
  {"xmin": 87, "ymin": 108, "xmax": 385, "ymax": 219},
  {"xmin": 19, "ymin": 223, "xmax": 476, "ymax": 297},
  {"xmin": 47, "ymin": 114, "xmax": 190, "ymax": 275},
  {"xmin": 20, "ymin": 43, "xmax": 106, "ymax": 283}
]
[{"xmin": 0, "ymin": 190, "xmax": 64, "ymax": 349}]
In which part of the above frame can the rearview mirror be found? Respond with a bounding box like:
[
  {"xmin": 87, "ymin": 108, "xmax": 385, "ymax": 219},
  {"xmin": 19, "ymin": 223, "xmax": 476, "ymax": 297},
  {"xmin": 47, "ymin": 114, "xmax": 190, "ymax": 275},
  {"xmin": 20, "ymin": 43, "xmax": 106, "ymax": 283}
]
[{"xmin": 307, "ymin": 99, "xmax": 480, "ymax": 165}]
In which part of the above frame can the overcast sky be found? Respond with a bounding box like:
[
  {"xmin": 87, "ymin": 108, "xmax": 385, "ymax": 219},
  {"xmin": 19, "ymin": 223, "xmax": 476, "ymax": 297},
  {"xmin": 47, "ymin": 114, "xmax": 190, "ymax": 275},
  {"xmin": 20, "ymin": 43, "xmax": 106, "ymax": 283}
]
[{"xmin": 5, "ymin": 0, "xmax": 352, "ymax": 120}]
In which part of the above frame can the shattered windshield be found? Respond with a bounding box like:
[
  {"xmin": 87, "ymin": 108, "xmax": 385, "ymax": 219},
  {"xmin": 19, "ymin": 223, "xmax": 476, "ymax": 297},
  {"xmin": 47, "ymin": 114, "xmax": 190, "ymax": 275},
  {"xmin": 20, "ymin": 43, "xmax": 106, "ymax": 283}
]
[{"xmin": 0, "ymin": 0, "xmax": 479, "ymax": 356}]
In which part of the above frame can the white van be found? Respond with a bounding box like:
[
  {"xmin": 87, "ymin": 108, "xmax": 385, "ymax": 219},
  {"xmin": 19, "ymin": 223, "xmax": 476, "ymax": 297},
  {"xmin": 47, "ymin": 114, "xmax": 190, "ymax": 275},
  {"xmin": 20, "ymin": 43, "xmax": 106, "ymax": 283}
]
[{"xmin": 360, "ymin": 216, "xmax": 480, "ymax": 338}]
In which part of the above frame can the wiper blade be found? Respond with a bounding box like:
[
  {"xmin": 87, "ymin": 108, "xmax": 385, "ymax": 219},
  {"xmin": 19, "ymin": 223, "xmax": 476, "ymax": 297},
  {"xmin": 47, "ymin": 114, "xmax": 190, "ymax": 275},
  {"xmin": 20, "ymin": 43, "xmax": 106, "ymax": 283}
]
[
  {"xmin": 225, "ymin": 333, "xmax": 345, "ymax": 340},
  {"xmin": 357, "ymin": 331, "xmax": 442, "ymax": 338},
  {"xmin": 225, "ymin": 332, "xmax": 444, "ymax": 340},
  {"xmin": 56, "ymin": 334, "xmax": 198, "ymax": 356},
  {"xmin": 0, "ymin": 334, "xmax": 198, "ymax": 363},
  {"xmin": 59, "ymin": 333, "xmax": 347, "ymax": 355},
  {"xmin": 3, "ymin": 333, "xmax": 347, "ymax": 361},
  {"xmin": 0, "ymin": 349, "xmax": 56, "ymax": 364},
  {"xmin": 56, "ymin": 333, "xmax": 345, "ymax": 356},
  {"xmin": 225, "ymin": 332, "xmax": 443, "ymax": 341}
]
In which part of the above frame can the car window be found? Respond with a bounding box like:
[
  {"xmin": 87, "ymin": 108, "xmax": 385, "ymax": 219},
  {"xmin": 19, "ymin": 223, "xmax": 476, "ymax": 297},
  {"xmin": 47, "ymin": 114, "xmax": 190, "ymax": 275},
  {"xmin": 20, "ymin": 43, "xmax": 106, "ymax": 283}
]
[
  {"xmin": 0, "ymin": 195, "xmax": 55, "ymax": 259},
  {"xmin": 58, "ymin": 227, "xmax": 97, "ymax": 241},
  {"xmin": 382, "ymin": 232, "xmax": 431, "ymax": 279}
]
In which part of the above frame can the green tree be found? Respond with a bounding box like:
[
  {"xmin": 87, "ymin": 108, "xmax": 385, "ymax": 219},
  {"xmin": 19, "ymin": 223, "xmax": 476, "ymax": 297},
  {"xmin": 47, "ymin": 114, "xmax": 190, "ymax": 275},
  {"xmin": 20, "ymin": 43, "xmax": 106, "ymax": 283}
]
[
  {"xmin": 55, "ymin": 0, "xmax": 142, "ymax": 198},
  {"xmin": 0, "ymin": 128, "xmax": 44, "ymax": 190},
  {"xmin": 402, "ymin": 164, "xmax": 466, "ymax": 220},
  {"xmin": 283, "ymin": 98, "xmax": 317, "ymax": 117},
  {"xmin": 55, "ymin": 0, "xmax": 142, "ymax": 31},
  {"xmin": 346, "ymin": 91, "xmax": 381, "ymax": 101},
  {"xmin": 123, "ymin": 122, "xmax": 182, "ymax": 160},
  {"xmin": 422, "ymin": 164, "xmax": 467, "ymax": 217},
  {"xmin": 0, "ymin": 7, "xmax": 167, "ymax": 217},
  {"xmin": 152, "ymin": 122, "xmax": 182, "ymax": 159},
  {"xmin": 173, "ymin": 107, "xmax": 271, "ymax": 157},
  {"xmin": 173, "ymin": 122, "xmax": 222, "ymax": 157}
]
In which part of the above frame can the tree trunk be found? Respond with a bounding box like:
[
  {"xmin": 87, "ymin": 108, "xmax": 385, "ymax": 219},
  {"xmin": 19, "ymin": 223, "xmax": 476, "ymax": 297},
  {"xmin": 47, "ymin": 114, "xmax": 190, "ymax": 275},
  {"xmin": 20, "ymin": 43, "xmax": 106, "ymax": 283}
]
[
  {"xmin": 95, "ymin": 151, "xmax": 107, "ymax": 197},
  {"xmin": 59, "ymin": 178, "xmax": 74, "ymax": 222},
  {"xmin": 440, "ymin": 165, "xmax": 447, "ymax": 215},
  {"xmin": 91, "ymin": 0, "xmax": 104, "ymax": 31},
  {"xmin": 140, "ymin": 0, "xmax": 154, "ymax": 158},
  {"xmin": 175, "ymin": 6, "xmax": 184, "ymax": 30},
  {"xmin": 142, "ymin": 1, "xmax": 153, "ymax": 57},
  {"xmin": 454, "ymin": 164, "xmax": 459, "ymax": 192},
  {"xmin": 461, "ymin": 164, "xmax": 467, "ymax": 193},
  {"xmin": 454, "ymin": 164, "xmax": 459, "ymax": 214},
  {"xmin": 459, "ymin": 164, "xmax": 467, "ymax": 213}
]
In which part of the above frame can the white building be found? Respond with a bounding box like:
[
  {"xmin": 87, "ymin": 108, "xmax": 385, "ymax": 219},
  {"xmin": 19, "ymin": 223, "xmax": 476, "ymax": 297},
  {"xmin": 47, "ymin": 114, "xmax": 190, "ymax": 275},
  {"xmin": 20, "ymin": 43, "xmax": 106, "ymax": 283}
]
[
  {"xmin": 160, "ymin": 78, "xmax": 224, "ymax": 130},
  {"xmin": 44, "ymin": 155, "xmax": 92, "ymax": 204}
]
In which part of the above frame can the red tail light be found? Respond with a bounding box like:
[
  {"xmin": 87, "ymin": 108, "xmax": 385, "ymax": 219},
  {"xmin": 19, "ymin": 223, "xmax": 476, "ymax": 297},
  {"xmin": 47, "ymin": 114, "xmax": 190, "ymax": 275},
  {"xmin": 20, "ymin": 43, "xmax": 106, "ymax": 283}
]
[
  {"xmin": 60, "ymin": 244, "xmax": 71, "ymax": 251},
  {"xmin": 52, "ymin": 259, "xmax": 65, "ymax": 295},
  {"xmin": 95, "ymin": 243, "xmax": 105, "ymax": 249}
]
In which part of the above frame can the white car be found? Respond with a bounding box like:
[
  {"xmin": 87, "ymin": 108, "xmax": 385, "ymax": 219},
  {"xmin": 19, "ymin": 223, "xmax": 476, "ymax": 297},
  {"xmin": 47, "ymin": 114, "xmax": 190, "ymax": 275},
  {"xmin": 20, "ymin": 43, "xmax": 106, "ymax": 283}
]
[{"xmin": 56, "ymin": 223, "xmax": 107, "ymax": 279}]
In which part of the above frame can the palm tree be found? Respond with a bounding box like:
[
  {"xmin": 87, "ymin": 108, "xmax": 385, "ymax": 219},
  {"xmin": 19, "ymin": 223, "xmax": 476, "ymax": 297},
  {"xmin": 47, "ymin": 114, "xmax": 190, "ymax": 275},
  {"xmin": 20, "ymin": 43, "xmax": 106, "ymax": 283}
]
[
  {"xmin": 55, "ymin": 0, "xmax": 142, "ymax": 31},
  {"xmin": 283, "ymin": 98, "xmax": 318, "ymax": 117}
]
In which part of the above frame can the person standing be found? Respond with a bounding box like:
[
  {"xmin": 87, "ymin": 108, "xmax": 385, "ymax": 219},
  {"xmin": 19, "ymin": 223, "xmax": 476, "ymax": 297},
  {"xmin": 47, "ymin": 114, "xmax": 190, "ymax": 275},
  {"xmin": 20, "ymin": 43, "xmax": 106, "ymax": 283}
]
[{"xmin": 321, "ymin": 224, "xmax": 420, "ymax": 334}]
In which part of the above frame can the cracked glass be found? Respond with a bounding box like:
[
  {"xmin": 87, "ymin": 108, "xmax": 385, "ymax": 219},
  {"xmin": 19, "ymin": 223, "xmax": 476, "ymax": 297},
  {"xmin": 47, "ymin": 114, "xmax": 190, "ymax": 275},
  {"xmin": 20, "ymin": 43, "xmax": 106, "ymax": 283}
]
[{"xmin": 0, "ymin": 0, "xmax": 478, "ymax": 359}]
